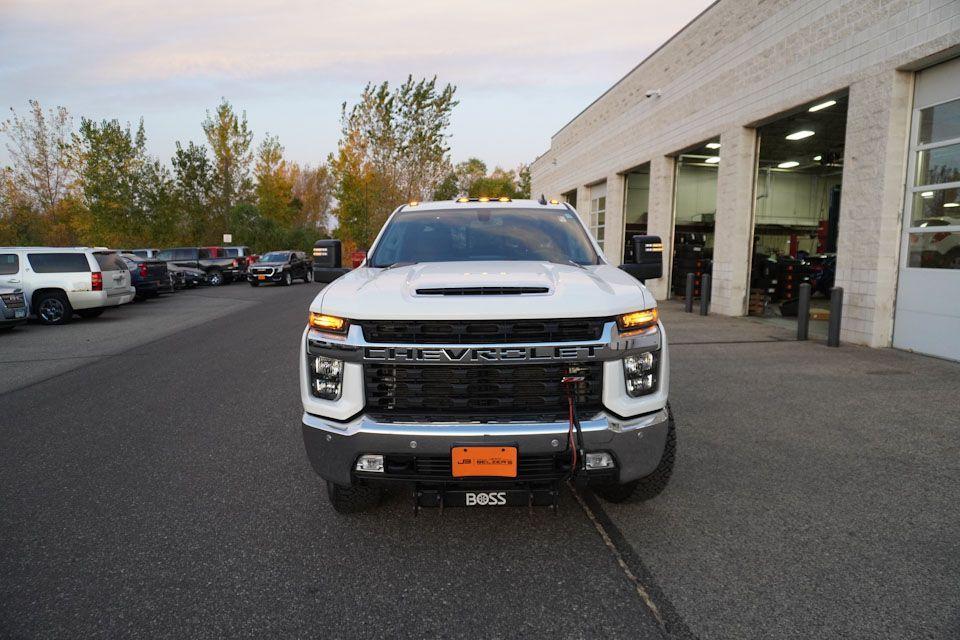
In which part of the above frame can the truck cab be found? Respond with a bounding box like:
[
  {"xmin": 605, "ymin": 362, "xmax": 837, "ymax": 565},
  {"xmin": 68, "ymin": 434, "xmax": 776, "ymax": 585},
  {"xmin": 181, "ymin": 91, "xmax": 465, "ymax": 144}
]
[{"xmin": 299, "ymin": 198, "xmax": 673, "ymax": 512}]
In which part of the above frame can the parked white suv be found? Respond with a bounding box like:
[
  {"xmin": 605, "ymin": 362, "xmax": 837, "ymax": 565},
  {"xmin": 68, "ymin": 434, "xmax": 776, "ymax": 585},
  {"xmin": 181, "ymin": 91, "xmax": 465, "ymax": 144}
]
[{"xmin": 0, "ymin": 247, "xmax": 135, "ymax": 325}]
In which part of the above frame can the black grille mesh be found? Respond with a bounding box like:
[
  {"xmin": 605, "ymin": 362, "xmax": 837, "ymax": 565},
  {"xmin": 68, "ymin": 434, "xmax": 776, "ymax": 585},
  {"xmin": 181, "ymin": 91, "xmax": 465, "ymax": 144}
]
[
  {"xmin": 364, "ymin": 362, "xmax": 602, "ymax": 422},
  {"xmin": 359, "ymin": 318, "xmax": 606, "ymax": 345}
]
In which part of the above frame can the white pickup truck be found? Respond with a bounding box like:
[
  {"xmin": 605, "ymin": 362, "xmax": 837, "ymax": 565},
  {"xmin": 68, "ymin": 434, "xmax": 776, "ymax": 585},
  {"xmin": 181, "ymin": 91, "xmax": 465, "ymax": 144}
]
[{"xmin": 299, "ymin": 198, "xmax": 674, "ymax": 512}]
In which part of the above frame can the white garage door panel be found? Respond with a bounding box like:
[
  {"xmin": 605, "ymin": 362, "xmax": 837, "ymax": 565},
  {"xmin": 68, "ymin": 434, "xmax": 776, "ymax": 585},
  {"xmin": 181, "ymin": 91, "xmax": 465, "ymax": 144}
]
[
  {"xmin": 893, "ymin": 56, "xmax": 960, "ymax": 362},
  {"xmin": 895, "ymin": 270, "xmax": 960, "ymax": 360}
]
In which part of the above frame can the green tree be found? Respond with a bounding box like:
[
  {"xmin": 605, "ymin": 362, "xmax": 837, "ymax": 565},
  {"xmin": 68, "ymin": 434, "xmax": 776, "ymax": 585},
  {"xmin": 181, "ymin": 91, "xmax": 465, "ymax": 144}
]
[
  {"xmin": 74, "ymin": 118, "xmax": 150, "ymax": 245},
  {"xmin": 171, "ymin": 141, "xmax": 214, "ymax": 244},
  {"xmin": 202, "ymin": 98, "xmax": 253, "ymax": 232},
  {"xmin": 254, "ymin": 134, "xmax": 295, "ymax": 225},
  {"xmin": 331, "ymin": 76, "xmax": 457, "ymax": 248}
]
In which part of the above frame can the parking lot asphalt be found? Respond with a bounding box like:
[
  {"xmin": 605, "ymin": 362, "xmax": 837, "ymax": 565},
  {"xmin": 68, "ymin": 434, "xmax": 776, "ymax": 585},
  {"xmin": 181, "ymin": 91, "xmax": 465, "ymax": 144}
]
[{"xmin": 1, "ymin": 288, "xmax": 958, "ymax": 639}]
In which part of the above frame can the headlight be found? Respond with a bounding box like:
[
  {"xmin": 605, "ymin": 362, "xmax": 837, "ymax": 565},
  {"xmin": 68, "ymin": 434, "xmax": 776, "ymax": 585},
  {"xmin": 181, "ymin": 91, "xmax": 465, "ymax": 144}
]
[
  {"xmin": 309, "ymin": 354, "xmax": 343, "ymax": 400},
  {"xmin": 623, "ymin": 351, "xmax": 658, "ymax": 397},
  {"xmin": 617, "ymin": 308, "xmax": 658, "ymax": 333},
  {"xmin": 309, "ymin": 312, "xmax": 348, "ymax": 334}
]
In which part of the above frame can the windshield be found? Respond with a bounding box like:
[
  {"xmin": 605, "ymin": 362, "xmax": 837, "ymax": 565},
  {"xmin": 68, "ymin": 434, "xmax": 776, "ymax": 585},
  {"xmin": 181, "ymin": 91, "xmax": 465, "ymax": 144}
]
[
  {"xmin": 260, "ymin": 252, "xmax": 290, "ymax": 262},
  {"xmin": 368, "ymin": 208, "xmax": 599, "ymax": 267}
]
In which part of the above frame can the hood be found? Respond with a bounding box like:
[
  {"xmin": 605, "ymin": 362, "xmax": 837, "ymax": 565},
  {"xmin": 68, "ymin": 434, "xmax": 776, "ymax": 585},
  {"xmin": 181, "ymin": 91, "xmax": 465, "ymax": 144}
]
[
  {"xmin": 253, "ymin": 261, "xmax": 287, "ymax": 267},
  {"xmin": 312, "ymin": 261, "xmax": 654, "ymax": 320}
]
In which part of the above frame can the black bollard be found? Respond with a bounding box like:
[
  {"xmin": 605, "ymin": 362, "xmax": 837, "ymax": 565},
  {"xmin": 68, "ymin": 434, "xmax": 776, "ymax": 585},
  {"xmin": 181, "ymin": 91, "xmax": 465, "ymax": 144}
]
[
  {"xmin": 699, "ymin": 273, "xmax": 711, "ymax": 316},
  {"xmin": 797, "ymin": 283, "xmax": 811, "ymax": 341},
  {"xmin": 827, "ymin": 287, "xmax": 843, "ymax": 347},
  {"xmin": 684, "ymin": 273, "xmax": 695, "ymax": 312}
]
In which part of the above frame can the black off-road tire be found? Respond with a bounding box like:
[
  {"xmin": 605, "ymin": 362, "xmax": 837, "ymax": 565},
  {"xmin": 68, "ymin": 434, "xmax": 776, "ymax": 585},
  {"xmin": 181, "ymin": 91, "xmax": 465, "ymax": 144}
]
[
  {"xmin": 207, "ymin": 270, "xmax": 224, "ymax": 286},
  {"xmin": 326, "ymin": 481, "xmax": 382, "ymax": 513},
  {"xmin": 77, "ymin": 308, "xmax": 105, "ymax": 319},
  {"xmin": 304, "ymin": 269, "xmax": 314, "ymax": 283},
  {"xmin": 595, "ymin": 405, "xmax": 676, "ymax": 503},
  {"xmin": 281, "ymin": 271, "xmax": 293, "ymax": 286}
]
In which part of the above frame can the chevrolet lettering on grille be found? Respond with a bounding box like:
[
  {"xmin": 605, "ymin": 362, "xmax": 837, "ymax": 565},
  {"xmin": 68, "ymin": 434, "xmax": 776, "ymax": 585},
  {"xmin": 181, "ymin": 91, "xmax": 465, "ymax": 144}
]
[{"xmin": 362, "ymin": 345, "xmax": 602, "ymax": 363}]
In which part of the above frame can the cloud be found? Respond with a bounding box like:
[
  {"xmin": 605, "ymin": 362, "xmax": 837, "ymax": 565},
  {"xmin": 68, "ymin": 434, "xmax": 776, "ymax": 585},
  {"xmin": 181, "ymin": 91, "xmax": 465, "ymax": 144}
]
[{"xmin": 3, "ymin": 0, "xmax": 714, "ymax": 89}]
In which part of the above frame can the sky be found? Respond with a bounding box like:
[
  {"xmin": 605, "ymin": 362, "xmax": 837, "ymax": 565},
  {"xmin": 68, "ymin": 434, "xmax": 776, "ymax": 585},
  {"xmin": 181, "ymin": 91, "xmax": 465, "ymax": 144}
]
[{"xmin": 0, "ymin": 0, "xmax": 714, "ymax": 171}]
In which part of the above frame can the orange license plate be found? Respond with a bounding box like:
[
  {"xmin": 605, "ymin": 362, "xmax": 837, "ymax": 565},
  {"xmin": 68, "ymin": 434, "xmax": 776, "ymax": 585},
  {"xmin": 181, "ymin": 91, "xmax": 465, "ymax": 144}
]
[
  {"xmin": 258, "ymin": 275, "xmax": 266, "ymax": 280},
  {"xmin": 452, "ymin": 446, "xmax": 518, "ymax": 478}
]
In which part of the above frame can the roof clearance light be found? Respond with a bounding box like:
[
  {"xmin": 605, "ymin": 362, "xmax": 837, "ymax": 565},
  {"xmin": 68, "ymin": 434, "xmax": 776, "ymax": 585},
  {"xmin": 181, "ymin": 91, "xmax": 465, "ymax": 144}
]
[
  {"xmin": 549, "ymin": 198, "xmax": 560, "ymax": 204},
  {"xmin": 705, "ymin": 156, "xmax": 720, "ymax": 164},
  {"xmin": 478, "ymin": 197, "xmax": 490, "ymax": 202},
  {"xmin": 408, "ymin": 200, "xmax": 419, "ymax": 206},
  {"xmin": 813, "ymin": 155, "xmax": 822, "ymax": 161},
  {"xmin": 808, "ymin": 100, "xmax": 837, "ymax": 112},
  {"xmin": 778, "ymin": 161, "xmax": 800, "ymax": 169},
  {"xmin": 457, "ymin": 197, "xmax": 470, "ymax": 203},
  {"xmin": 706, "ymin": 142, "xmax": 721, "ymax": 149},
  {"xmin": 786, "ymin": 130, "xmax": 815, "ymax": 140},
  {"xmin": 498, "ymin": 197, "xmax": 511, "ymax": 202}
]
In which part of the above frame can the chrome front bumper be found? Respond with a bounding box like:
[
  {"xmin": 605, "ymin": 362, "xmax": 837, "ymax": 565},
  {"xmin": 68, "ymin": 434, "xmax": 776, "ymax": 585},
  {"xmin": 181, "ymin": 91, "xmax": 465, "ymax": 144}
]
[{"xmin": 301, "ymin": 408, "xmax": 670, "ymax": 486}]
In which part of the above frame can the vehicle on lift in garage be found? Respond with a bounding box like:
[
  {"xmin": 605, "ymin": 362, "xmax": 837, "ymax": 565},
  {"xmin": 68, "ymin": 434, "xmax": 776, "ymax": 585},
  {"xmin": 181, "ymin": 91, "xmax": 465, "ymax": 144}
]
[
  {"xmin": 0, "ymin": 286, "xmax": 28, "ymax": 330},
  {"xmin": 299, "ymin": 197, "xmax": 673, "ymax": 513},
  {"xmin": 248, "ymin": 251, "xmax": 313, "ymax": 286}
]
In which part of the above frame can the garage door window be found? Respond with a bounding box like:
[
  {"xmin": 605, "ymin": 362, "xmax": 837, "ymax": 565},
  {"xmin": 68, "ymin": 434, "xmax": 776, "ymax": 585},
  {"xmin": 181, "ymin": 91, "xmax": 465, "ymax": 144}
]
[
  {"xmin": 589, "ymin": 183, "xmax": 606, "ymax": 250},
  {"xmin": 907, "ymin": 97, "xmax": 960, "ymax": 269}
]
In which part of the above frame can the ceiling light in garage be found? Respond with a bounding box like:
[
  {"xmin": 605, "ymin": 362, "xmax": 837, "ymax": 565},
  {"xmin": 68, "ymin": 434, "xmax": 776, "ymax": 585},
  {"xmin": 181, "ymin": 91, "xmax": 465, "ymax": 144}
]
[
  {"xmin": 920, "ymin": 191, "xmax": 934, "ymax": 198},
  {"xmin": 945, "ymin": 202, "xmax": 959, "ymax": 208},
  {"xmin": 814, "ymin": 155, "xmax": 822, "ymax": 161},
  {"xmin": 786, "ymin": 130, "xmax": 815, "ymax": 140},
  {"xmin": 809, "ymin": 100, "xmax": 837, "ymax": 112},
  {"xmin": 778, "ymin": 161, "xmax": 800, "ymax": 168},
  {"xmin": 705, "ymin": 156, "xmax": 720, "ymax": 163},
  {"xmin": 706, "ymin": 142, "xmax": 721, "ymax": 149}
]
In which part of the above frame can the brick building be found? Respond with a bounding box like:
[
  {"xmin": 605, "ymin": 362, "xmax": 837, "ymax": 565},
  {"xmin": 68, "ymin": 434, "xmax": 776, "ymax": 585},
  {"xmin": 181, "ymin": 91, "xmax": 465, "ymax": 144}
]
[{"xmin": 531, "ymin": 0, "xmax": 960, "ymax": 360}]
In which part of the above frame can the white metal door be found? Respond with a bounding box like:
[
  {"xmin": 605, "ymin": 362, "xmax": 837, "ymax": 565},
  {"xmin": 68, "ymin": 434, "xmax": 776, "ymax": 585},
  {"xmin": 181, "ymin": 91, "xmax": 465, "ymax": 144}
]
[{"xmin": 893, "ymin": 57, "xmax": 960, "ymax": 361}]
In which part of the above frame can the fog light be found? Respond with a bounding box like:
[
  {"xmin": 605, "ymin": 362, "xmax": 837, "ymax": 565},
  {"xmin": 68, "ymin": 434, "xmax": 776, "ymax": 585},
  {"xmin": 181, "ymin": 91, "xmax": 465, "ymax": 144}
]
[
  {"xmin": 355, "ymin": 455, "xmax": 384, "ymax": 473},
  {"xmin": 585, "ymin": 452, "xmax": 615, "ymax": 470}
]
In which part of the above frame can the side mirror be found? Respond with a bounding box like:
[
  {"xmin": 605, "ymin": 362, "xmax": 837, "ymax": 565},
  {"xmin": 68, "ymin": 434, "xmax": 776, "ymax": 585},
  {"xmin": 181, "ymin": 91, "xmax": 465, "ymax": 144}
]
[{"xmin": 619, "ymin": 235, "xmax": 664, "ymax": 282}]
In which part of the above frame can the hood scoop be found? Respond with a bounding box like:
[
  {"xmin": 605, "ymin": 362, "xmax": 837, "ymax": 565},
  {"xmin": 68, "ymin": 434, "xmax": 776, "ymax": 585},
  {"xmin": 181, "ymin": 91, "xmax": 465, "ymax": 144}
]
[{"xmin": 415, "ymin": 286, "xmax": 549, "ymax": 296}]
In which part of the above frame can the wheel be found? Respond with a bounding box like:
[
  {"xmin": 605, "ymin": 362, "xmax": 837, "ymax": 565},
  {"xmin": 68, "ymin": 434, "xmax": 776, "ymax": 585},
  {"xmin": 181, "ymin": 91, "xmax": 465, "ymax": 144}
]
[
  {"xmin": 304, "ymin": 269, "xmax": 314, "ymax": 283},
  {"xmin": 77, "ymin": 308, "xmax": 105, "ymax": 319},
  {"xmin": 595, "ymin": 405, "xmax": 676, "ymax": 503},
  {"xmin": 249, "ymin": 280, "xmax": 259, "ymax": 287},
  {"xmin": 35, "ymin": 292, "xmax": 73, "ymax": 325},
  {"xmin": 326, "ymin": 481, "xmax": 382, "ymax": 513},
  {"xmin": 281, "ymin": 271, "xmax": 292, "ymax": 286},
  {"xmin": 207, "ymin": 270, "xmax": 224, "ymax": 286}
]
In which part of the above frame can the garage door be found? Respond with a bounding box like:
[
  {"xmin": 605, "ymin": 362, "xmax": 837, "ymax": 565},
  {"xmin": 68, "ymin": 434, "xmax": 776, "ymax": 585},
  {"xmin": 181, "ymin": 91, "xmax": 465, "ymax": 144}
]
[{"xmin": 893, "ymin": 57, "xmax": 960, "ymax": 361}]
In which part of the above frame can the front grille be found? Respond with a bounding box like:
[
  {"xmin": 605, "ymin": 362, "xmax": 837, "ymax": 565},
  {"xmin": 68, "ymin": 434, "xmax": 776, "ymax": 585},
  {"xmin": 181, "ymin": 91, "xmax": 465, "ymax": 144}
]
[
  {"xmin": 359, "ymin": 318, "xmax": 606, "ymax": 344},
  {"xmin": 416, "ymin": 287, "xmax": 549, "ymax": 296},
  {"xmin": 251, "ymin": 266, "xmax": 274, "ymax": 275},
  {"xmin": 0, "ymin": 293, "xmax": 25, "ymax": 308},
  {"xmin": 364, "ymin": 362, "xmax": 603, "ymax": 422}
]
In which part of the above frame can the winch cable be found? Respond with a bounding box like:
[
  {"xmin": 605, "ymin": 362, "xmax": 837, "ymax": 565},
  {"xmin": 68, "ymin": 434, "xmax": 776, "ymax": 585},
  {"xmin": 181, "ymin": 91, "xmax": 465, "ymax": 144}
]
[{"xmin": 561, "ymin": 375, "xmax": 586, "ymax": 477}]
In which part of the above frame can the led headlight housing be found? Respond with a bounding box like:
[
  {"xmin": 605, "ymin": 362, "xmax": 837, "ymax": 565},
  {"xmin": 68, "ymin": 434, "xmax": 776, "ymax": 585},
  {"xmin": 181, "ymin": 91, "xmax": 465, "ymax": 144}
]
[
  {"xmin": 622, "ymin": 350, "xmax": 658, "ymax": 397},
  {"xmin": 308, "ymin": 354, "xmax": 344, "ymax": 400}
]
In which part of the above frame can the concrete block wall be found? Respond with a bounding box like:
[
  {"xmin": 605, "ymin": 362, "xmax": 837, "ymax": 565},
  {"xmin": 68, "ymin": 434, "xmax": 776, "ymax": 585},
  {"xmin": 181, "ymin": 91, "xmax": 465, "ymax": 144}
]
[{"xmin": 530, "ymin": 0, "xmax": 960, "ymax": 347}]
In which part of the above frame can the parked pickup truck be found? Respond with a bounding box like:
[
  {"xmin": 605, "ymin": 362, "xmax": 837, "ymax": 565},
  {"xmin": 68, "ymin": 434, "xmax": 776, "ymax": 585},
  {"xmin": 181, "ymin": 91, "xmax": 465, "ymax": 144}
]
[
  {"xmin": 299, "ymin": 197, "xmax": 673, "ymax": 513},
  {"xmin": 156, "ymin": 247, "xmax": 240, "ymax": 286}
]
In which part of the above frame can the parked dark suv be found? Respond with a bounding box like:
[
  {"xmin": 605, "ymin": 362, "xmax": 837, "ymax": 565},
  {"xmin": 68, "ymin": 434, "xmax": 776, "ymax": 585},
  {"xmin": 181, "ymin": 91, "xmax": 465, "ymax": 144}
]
[{"xmin": 248, "ymin": 251, "xmax": 313, "ymax": 286}]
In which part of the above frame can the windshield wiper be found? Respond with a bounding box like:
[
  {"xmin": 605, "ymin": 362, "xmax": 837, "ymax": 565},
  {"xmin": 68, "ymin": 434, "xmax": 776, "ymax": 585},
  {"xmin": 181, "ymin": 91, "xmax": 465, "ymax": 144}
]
[{"xmin": 381, "ymin": 261, "xmax": 418, "ymax": 270}]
